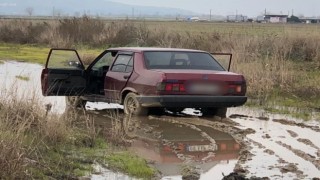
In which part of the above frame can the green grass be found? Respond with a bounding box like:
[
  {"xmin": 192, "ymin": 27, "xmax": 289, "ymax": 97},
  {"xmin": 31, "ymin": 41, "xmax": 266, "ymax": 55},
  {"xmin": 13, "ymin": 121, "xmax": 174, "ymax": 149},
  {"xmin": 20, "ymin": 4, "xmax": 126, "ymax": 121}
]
[
  {"xmin": 268, "ymin": 92, "xmax": 320, "ymax": 110},
  {"xmin": 105, "ymin": 152, "xmax": 156, "ymax": 179},
  {"xmin": 26, "ymin": 136, "xmax": 155, "ymax": 179},
  {"xmin": 245, "ymin": 90, "xmax": 320, "ymax": 121},
  {"xmin": 0, "ymin": 44, "xmax": 49, "ymax": 64},
  {"xmin": 0, "ymin": 43, "xmax": 102, "ymax": 64},
  {"xmin": 264, "ymin": 106, "xmax": 313, "ymax": 121},
  {"xmin": 15, "ymin": 75, "xmax": 30, "ymax": 81},
  {"xmin": 27, "ymin": 137, "xmax": 104, "ymax": 179}
]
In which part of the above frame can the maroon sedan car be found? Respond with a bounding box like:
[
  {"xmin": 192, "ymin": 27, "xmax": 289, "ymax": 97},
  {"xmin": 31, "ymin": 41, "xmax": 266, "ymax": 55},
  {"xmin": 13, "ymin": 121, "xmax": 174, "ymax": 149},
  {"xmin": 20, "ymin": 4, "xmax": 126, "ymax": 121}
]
[{"xmin": 41, "ymin": 47, "xmax": 247, "ymax": 117}]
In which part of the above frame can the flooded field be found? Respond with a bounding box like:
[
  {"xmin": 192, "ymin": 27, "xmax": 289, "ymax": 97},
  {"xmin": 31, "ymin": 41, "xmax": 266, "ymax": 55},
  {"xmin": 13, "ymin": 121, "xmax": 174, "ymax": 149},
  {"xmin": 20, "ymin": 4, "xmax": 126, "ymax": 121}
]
[{"xmin": 1, "ymin": 61, "xmax": 320, "ymax": 179}]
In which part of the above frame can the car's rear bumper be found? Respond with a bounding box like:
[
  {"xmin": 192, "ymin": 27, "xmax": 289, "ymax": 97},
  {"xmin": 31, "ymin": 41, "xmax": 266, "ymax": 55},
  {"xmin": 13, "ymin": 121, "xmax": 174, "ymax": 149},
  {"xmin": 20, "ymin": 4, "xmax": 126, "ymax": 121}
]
[{"xmin": 137, "ymin": 95, "xmax": 247, "ymax": 108}]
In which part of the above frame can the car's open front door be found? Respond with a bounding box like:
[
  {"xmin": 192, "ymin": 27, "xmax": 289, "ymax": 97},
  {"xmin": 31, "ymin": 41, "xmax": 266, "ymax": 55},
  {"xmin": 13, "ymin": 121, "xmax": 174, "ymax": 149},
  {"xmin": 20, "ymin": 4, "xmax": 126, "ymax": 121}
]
[{"xmin": 41, "ymin": 49, "xmax": 86, "ymax": 96}]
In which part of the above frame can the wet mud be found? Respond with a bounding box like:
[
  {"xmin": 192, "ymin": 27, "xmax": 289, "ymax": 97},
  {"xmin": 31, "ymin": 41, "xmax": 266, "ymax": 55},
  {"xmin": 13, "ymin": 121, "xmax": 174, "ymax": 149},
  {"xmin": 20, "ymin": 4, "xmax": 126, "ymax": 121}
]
[
  {"xmin": 77, "ymin": 108, "xmax": 244, "ymax": 180},
  {"xmin": 61, "ymin": 106, "xmax": 320, "ymax": 179}
]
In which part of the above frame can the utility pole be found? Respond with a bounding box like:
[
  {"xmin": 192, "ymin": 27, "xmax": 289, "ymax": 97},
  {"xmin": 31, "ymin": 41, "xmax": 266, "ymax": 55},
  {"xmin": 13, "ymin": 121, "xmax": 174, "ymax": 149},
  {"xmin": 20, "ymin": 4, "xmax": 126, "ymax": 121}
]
[
  {"xmin": 132, "ymin": 7, "xmax": 134, "ymax": 19},
  {"xmin": 210, "ymin": 9, "xmax": 212, "ymax": 21},
  {"xmin": 52, "ymin": 6, "xmax": 55, "ymax": 19}
]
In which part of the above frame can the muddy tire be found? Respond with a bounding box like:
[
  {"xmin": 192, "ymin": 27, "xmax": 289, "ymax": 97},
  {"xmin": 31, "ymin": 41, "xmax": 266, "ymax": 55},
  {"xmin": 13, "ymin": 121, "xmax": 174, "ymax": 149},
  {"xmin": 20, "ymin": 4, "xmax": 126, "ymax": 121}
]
[
  {"xmin": 216, "ymin": 107, "xmax": 227, "ymax": 118},
  {"xmin": 65, "ymin": 96, "xmax": 87, "ymax": 108},
  {"xmin": 123, "ymin": 93, "xmax": 148, "ymax": 116},
  {"xmin": 201, "ymin": 107, "xmax": 227, "ymax": 118}
]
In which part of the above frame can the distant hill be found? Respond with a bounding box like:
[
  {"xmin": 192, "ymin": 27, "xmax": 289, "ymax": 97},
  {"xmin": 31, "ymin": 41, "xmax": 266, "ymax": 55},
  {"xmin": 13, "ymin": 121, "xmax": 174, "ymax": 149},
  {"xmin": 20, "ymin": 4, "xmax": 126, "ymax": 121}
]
[{"xmin": 0, "ymin": 0, "xmax": 196, "ymax": 17}]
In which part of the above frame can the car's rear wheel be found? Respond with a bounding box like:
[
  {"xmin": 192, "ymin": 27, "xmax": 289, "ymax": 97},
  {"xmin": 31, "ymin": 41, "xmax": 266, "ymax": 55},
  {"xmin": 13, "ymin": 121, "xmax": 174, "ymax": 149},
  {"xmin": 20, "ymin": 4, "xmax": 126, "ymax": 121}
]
[
  {"xmin": 65, "ymin": 96, "xmax": 87, "ymax": 108},
  {"xmin": 123, "ymin": 93, "xmax": 148, "ymax": 116},
  {"xmin": 201, "ymin": 107, "xmax": 227, "ymax": 118}
]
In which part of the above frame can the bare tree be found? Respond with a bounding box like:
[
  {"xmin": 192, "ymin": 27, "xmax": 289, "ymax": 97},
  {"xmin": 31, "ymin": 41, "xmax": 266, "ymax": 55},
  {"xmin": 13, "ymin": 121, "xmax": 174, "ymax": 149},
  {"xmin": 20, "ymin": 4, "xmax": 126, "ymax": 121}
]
[{"xmin": 26, "ymin": 7, "xmax": 34, "ymax": 16}]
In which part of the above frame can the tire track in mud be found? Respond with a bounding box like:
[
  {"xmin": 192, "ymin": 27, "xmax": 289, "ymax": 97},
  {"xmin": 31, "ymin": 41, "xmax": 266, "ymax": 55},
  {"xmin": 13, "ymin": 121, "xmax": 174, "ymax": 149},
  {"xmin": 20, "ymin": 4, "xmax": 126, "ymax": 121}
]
[
  {"xmin": 297, "ymin": 138, "xmax": 320, "ymax": 159},
  {"xmin": 273, "ymin": 119, "xmax": 320, "ymax": 132},
  {"xmin": 286, "ymin": 130, "xmax": 320, "ymax": 170},
  {"xmin": 248, "ymin": 139, "xmax": 306, "ymax": 179},
  {"xmin": 91, "ymin": 109, "xmax": 320, "ymax": 179},
  {"xmin": 229, "ymin": 114, "xmax": 320, "ymax": 179},
  {"xmin": 276, "ymin": 141, "xmax": 320, "ymax": 170}
]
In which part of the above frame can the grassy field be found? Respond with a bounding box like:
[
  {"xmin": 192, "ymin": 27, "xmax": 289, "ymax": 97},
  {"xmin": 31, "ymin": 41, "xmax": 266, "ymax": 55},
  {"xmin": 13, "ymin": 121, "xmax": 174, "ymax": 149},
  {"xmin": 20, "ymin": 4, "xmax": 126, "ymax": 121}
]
[
  {"xmin": 0, "ymin": 18, "xmax": 319, "ymax": 178},
  {"xmin": 1, "ymin": 18, "xmax": 319, "ymax": 110},
  {"xmin": 134, "ymin": 21, "xmax": 320, "ymax": 35}
]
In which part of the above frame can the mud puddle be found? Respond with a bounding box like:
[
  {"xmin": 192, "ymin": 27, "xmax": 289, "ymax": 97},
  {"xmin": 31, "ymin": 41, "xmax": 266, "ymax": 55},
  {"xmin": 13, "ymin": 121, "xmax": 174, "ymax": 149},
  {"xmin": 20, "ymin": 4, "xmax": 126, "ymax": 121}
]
[
  {"xmin": 0, "ymin": 61, "xmax": 66, "ymax": 113},
  {"xmin": 79, "ymin": 109, "xmax": 240, "ymax": 180}
]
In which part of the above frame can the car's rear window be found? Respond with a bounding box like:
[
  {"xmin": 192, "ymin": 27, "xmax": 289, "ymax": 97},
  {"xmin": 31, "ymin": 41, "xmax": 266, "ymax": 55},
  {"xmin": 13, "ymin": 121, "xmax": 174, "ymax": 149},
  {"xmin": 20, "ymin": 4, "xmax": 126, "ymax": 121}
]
[{"xmin": 144, "ymin": 51, "xmax": 224, "ymax": 71}]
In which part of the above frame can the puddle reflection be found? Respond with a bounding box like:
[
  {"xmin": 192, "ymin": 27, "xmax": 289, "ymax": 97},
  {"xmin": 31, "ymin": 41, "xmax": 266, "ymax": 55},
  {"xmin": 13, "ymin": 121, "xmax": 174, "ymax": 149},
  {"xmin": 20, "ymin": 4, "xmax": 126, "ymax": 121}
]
[{"xmin": 65, "ymin": 107, "xmax": 240, "ymax": 179}]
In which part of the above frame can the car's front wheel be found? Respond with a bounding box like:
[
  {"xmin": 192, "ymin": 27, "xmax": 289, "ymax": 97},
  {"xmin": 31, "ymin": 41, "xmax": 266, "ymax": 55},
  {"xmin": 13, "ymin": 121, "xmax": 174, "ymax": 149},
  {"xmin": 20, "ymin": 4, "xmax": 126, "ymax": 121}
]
[
  {"xmin": 123, "ymin": 93, "xmax": 148, "ymax": 116},
  {"xmin": 201, "ymin": 107, "xmax": 227, "ymax": 118},
  {"xmin": 65, "ymin": 96, "xmax": 87, "ymax": 109}
]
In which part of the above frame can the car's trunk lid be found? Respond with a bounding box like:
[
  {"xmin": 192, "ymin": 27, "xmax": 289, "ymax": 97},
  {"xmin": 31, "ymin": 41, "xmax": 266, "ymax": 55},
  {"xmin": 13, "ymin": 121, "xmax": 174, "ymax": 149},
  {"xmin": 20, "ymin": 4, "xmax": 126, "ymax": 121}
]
[
  {"xmin": 154, "ymin": 69, "xmax": 246, "ymax": 95},
  {"xmin": 156, "ymin": 69, "xmax": 243, "ymax": 81}
]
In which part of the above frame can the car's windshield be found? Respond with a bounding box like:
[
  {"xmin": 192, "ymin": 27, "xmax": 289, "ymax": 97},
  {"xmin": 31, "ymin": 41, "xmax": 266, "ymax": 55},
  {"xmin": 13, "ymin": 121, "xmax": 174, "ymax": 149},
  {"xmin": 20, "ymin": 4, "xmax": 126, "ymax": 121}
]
[{"xmin": 144, "ymin": 51, "xmax": 225, "ymax": 71}]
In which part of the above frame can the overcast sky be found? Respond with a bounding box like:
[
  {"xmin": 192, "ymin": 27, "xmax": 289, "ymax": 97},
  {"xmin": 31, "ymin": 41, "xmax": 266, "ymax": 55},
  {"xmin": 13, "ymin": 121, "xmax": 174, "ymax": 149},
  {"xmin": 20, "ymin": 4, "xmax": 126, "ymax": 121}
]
[{"xmin": 110, "ymin": 0, "xmax": 319, "ymax": 17}]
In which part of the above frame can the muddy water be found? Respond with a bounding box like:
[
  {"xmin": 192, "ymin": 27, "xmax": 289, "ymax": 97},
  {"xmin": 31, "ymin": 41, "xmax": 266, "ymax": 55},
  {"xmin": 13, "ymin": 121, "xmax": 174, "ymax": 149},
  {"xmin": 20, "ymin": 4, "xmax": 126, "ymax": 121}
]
[
  {"xmin": 0, "ymin": 61, "xmax": 66, "ymax": 113},
  {"xmin": 80, "ymin": 106, "xmax": 320, "ymax": 179},
  {"xmin": 83, "ymin": 109, "xmax": 240, "ymax": 180},
  {"xmin": 130, "ymin": 119, "xmax": 240, "ymax": 179}
]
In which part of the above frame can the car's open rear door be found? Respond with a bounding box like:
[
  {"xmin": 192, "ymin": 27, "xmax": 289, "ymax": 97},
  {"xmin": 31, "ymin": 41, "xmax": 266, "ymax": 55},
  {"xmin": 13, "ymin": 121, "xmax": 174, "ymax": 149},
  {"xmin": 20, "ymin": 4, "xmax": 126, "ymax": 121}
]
[
  {"xmin": 41, "ymin": 49, "xmax": 86, "ymax": 96},
  {"xmin": 211, "ymin": 53, "xmax": 232, "ymax": 71}
]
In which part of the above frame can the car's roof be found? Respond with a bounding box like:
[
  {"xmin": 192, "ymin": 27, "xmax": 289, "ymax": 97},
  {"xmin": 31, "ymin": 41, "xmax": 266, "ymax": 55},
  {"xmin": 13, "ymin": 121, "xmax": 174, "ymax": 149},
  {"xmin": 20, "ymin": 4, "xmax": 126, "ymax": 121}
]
[{"xmin": 107, "ymin": 47, "xmax": 207, "ymax": 53}]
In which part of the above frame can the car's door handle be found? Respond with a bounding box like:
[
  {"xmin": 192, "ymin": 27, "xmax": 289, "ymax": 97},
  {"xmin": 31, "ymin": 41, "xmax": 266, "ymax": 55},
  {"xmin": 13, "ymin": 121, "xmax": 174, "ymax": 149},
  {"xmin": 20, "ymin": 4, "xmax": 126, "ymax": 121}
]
[{"xmin": 123, "ymin": 75, "xmax": 130, "ymax": 79}]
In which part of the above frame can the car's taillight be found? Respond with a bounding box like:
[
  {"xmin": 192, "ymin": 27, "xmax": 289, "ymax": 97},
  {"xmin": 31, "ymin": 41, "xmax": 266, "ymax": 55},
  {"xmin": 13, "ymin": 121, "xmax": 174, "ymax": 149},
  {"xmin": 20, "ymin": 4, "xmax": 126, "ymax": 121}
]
[
  {"xmin": 220, "ymin": 143, "xmax": 227, "ymax": 151},
  {"xmin": 234, "ymin": 143, "xmax": 240, "ymax": 150},
  {"xmin": 227, "ymin": 81, "xmax": 246, "ymax": 95},
  {"xmin": 227, "ymin": 85, "xmax": 242, "ymax": 93},
  {"xmin": 165, "ymin": 83, "xmax": 172, "ymax": 91},
  {"xmin": 157, "ymin": 81, "xmax": 186, "ymax": 92},
  {"xmin": 179, "ymin": 84, "xmax": 186, "ymax": 92}
]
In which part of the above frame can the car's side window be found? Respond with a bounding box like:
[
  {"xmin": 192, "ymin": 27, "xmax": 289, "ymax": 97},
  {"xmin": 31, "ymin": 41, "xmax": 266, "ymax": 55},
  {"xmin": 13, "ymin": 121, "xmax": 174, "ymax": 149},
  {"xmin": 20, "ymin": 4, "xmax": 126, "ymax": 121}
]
[
  {"xmin": 47, "ymin": 50, "xmax": 83, "ymax": 69},
  {"xmin": 111, "ymin": 55, "xmax": 133, "ymax": 73},
  {"xmin": 91, "ymin": 52, "xmax": 114, "ymax": 70},
  {"xmin": 125, "ymin": 58, "xmax": 133, "ymax": 73}
]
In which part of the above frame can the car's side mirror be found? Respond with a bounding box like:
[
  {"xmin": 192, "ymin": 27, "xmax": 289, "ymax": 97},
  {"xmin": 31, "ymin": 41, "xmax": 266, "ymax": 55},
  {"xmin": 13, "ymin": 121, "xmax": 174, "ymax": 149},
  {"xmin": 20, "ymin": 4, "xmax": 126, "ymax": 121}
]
[{"xmin": 68, "ymin": 61, "xmax": 82, "ymax": 68}]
